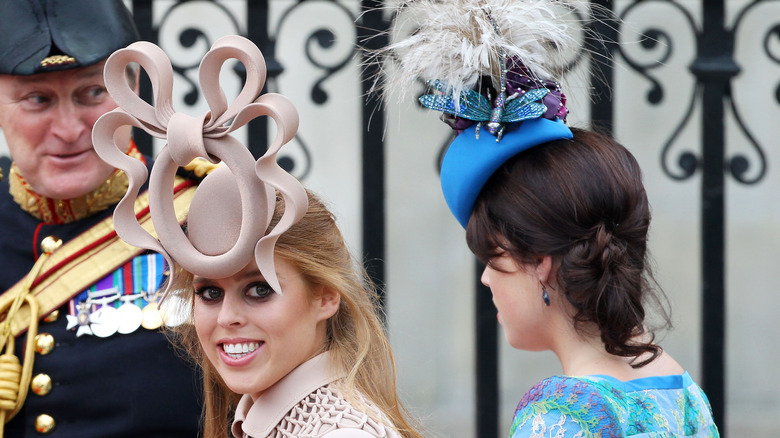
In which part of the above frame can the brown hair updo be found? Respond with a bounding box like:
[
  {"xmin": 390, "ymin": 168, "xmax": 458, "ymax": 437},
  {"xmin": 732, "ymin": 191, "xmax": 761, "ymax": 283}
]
[{"xmin": 466, "ymin": 128, "xmax": 669, "ymax": 367}]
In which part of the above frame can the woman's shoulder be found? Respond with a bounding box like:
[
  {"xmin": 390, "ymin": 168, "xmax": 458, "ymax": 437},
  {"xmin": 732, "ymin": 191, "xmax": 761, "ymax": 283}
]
[
  {"xmin": 510, "ymin": 375, "xmax": 624, "ymax": 438},
  {"xmin": 237, "ymin": 355, "xmax": 402, "ymax": 438},
  {"xmin": 509, "ymin": 373, "xmax": 720, "ymax": 438},
  {"xmin": 516, "ymin": 375, "xmax": 621, "ymax": 411},
  {"xmin": 281, "ymin": 381, "xmax": 402, "ymax": 438},
  {"xmin": 320, "ymin": 429, "xmax": 383, "ymax": 438}
]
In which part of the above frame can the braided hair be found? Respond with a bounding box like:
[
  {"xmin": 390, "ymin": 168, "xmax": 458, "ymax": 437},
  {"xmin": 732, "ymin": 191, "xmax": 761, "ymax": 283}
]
[{"xmin": 466, "ymin": 128, "xmax": 669, "ymax": 367}]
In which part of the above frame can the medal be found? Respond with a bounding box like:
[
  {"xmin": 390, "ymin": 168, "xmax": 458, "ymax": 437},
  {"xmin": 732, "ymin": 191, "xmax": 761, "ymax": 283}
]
[
  {"xmin": 66, "ymin": 302, "xmax": 93, "ymax": 337},
  {"xmin": 117, "ymin": 302, "xmax": 143, "ymax": 334},
  {"xmin": 89, "ymin": 305, "xmax": 120, "ymax": 338},
  {"xmin": 84, "ymin": 293, "xmax": 120, "ymax": 338},
  {"xmin": 141, "ymin": 302, "xmax": 163, "ymax": 330},
  {"xmin": 115, "ymin": 293, "xmax": 144, "ymax": 334}
]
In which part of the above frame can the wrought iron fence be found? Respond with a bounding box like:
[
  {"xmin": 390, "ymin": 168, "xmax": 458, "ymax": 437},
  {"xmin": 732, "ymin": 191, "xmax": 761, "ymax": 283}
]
[
  {"xmin": 0, "ymin": 0, "xmax": 771, "ymax": 435},
  {"xmin": 125, "ymin": 0, "xmax": 776, "ymax": 435}
]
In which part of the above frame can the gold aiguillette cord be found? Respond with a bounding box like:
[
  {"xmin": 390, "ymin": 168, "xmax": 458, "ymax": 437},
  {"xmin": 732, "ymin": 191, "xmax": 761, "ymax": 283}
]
[{"xmin": 0, "ymin": 236, "xmax": 62, "ymax": 436}]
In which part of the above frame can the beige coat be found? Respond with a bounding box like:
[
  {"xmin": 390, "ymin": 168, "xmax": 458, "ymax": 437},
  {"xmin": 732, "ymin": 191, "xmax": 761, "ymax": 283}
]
[{"xmin": 231, "ymin": 352, "xmax": 401, "ymax": 438}]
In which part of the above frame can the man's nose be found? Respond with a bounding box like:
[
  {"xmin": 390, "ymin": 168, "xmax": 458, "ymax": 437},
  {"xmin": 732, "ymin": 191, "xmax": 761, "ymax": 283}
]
[{"xmin": 50, "ymin": 102, "xmax": 87, "ymax": 143}]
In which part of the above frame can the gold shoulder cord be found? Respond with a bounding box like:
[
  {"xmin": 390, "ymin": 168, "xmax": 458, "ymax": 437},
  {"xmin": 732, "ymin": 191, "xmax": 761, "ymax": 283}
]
[{"xmin": 0, "ymin": 236, "xmax": 62, "ymax": 434}]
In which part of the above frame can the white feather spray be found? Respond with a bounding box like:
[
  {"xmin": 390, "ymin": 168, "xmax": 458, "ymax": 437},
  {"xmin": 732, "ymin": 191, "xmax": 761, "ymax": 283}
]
[{"xmin": 381, "ymin": 0, "xmax": 581, "ymax": 108}]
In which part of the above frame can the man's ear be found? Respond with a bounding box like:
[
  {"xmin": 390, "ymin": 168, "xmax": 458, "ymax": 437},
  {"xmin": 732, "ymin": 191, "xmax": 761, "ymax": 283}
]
[{"xmin": 314, "ymin": 286, "xmax": 340, "ymax": 321}]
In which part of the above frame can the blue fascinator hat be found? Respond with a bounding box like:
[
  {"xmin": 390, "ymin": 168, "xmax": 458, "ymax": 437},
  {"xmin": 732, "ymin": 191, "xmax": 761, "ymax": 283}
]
[
  {"xmin": 442, "ymin": 118, "xmax": 572, "ymax": 227},
  {"xmin": 382, "ymin": 0, "xmax": 579, "ymax": 227}
]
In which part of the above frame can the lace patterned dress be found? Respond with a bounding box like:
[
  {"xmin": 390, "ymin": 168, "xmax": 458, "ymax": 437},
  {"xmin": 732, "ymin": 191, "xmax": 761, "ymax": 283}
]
[
  {"xmin": 509, "ymin": 372, "xmax": 719, "ymax": 438},
  {"xmin": 232, "ymin": 352, "xmax": 400, "ymax": 438}
]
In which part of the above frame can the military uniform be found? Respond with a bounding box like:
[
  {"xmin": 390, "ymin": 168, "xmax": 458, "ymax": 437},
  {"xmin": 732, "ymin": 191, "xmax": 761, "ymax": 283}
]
[
  {"xmin": 0, "ymin": 155, "xmax": 203, "ymax": 437},
  {"xmin": 0, "ymin": 1, "xmax": 206, "ymax": 435}
]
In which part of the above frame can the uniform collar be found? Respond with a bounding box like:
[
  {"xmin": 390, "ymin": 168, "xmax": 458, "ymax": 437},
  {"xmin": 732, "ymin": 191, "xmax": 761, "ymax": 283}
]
[
  {"xmin": 232, "ymin": 351, "xmax": 346, "ymax": 437},
  {"xmin": 8, "ymin": 141, "xmax": 143, "ymax": 224}
]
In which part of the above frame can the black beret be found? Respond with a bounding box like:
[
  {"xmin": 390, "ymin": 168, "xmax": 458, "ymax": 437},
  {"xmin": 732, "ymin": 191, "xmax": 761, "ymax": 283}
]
[{"xmin": 0, "ymin": 0, "xmax": 139, "ymax": 75}]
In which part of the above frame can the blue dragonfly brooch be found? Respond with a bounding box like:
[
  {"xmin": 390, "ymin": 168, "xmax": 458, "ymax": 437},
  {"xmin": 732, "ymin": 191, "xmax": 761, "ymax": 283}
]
[{"xmin": 419, "ymin": 81, "xmax": 549, "ymax": 141}]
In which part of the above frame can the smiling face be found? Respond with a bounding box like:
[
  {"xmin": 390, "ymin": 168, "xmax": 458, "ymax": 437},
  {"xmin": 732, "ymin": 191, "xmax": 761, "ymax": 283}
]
[
  {"xmin": 480, "ymin": 252, "xmax": 552, "ymax": 351},
  {"xmin": 0, "ymin": 62, "xmax": 129, "ymax": 200},
  {"xmin": 192, "ymin": 257, "xmax": 338, "ymax": 400}
]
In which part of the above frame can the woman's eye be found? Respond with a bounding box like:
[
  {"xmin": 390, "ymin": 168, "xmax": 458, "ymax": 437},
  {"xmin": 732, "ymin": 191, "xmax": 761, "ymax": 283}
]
[
  {"xmin": 246, "ymin": 282, "xmax": 273, "ymax": 300},
  {"xmin": 194, "ymin": 286, "xmax": 223, "ymax": 302},
  {"xmin": 488, "ymin": 252, "xmax": 515, "ymax": 272},
  {"xmin": 487, "ymin": 255, "xmax": 503, "ymax": 268}
]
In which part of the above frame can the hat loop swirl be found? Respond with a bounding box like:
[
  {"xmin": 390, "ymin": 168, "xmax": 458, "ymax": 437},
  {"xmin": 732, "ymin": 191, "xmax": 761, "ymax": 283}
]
[{"xmin": 93, "ymin": 35, "xmax": 308, "ymax": 294}]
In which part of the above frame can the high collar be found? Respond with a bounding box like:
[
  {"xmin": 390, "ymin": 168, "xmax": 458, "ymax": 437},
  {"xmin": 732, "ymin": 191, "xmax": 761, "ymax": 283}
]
[
  {"xmin": 232, "ymin": 352, "xmax": 346, "ymax": 437},
  {"xmin": 8, "ymin": 141, "xmax": 143, "ymax": 224}
]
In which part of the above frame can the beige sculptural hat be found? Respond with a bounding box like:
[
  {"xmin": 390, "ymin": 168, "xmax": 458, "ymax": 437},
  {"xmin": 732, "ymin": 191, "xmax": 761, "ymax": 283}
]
[{"xmin": 92, "ymin": 35, "xmax": 308, "ymax": 294}]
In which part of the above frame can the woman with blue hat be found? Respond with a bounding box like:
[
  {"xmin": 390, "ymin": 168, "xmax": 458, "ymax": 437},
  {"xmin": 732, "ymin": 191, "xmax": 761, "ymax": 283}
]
[{"xmin": 385, "ymin": 1, "xmax": 719, "ymax": 436}]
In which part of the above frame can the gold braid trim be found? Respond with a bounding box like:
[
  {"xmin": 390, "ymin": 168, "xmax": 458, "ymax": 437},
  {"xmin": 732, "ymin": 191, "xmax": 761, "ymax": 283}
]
[
  {"xmin": 0, "ymin": 237, "xmax": 61, "ymax": 427},
  {"xmin": 40, "ymin": 55, "xmax": 77, "ymax": 68},
  {"xmin": 8, "ymin": 145, "xmax": 143, "ymax": 224}
]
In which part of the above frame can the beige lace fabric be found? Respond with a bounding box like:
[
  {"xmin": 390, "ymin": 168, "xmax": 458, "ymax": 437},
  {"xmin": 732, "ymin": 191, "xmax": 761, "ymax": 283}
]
[
  {"xmin": 232, "ymin": 353, "xmax": 400, "ymax": 438},
  {"xmin": 269, "ymin": 383, "xmax": 399, "ymax": 438}
]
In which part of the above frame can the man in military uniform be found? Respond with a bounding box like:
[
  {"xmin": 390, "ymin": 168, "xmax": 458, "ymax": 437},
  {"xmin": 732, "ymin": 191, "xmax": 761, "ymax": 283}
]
[{"xmin": 0, "ymin": 1, "xmax": 202, "ymax": 436}]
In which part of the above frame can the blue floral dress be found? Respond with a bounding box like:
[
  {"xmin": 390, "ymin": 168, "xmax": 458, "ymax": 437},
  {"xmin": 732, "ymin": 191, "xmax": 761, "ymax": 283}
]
[{"xmin": 509, "ymin": 372, "xmax": 719, "ymax": 437}]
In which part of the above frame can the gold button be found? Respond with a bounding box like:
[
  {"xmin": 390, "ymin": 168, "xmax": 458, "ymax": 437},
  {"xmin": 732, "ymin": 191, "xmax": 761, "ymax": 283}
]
[
  {"xmin": 34, "ymin": 333, "xmax": 55, "ymax": 355},
  {"xmin": 35, "ymin": 414, "xmax": 55, "ymax": 434},
  {"xmin": 31, "ymin": 374, "xmax": 52, "ymax": 396},
  {"xmin": 43, "ymin": 310, "xmax": 59, "ymax": 323}
]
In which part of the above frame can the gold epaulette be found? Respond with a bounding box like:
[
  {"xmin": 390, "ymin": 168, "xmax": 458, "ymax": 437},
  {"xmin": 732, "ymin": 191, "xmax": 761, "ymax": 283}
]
[{"xmin": 183, "ymin": 158, "xmax": 221, "ymax": 179}]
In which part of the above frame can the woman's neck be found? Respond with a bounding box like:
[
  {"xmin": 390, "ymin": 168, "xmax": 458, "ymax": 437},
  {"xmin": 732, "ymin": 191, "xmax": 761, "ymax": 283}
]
[{"xmin": 550, "ymin": 326, "xmax": 683, "ymax": 381}]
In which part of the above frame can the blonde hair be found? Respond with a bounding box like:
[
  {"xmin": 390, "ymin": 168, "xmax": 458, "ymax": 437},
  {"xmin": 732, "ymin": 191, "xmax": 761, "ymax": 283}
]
[{"xmin": 167, "ymin": 190, "xmax": 423, "ymax": 438}]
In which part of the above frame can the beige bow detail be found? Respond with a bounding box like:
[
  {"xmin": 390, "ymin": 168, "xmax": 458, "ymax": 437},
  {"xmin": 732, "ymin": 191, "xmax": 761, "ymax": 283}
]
[{"xmin": 93, "ymin": 35, "xmax": 308, "ymax": 294}]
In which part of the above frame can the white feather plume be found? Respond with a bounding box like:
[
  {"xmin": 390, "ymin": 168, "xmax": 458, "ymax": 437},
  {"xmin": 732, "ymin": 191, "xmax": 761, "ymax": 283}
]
[{"xmin": 381, "ymin": 0, "xmax": 581, "ymax": 104}]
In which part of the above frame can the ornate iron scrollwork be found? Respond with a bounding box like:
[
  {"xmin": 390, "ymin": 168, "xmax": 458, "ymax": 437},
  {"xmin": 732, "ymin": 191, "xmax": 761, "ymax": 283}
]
[
  {"xmin": 726, "ymin": 1, "xmax": 774, "ymax": 184},
  {"xmin": 148, "ymin": 0, "xmax": 361, "ymax": 181},
  {"xmin": 617, "ymin": 0, "xmax": 768, "ymax": 185},
  {"xmin": 157, "ymin": 1, "xmax": 243, "ymax": 107},
  {"xmin": 616, "ymin": 1, "xmax": 698, "ymax": 181},
  {"xmin": 276, "ymin": 1, "xmax": 358, "ymax": 106}
]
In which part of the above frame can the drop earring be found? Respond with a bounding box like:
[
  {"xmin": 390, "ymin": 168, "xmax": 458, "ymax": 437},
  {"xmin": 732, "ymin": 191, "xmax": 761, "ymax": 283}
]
[{"xmin": 540, "ymin": 281, "xmax": 551, "ymax": 306}]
